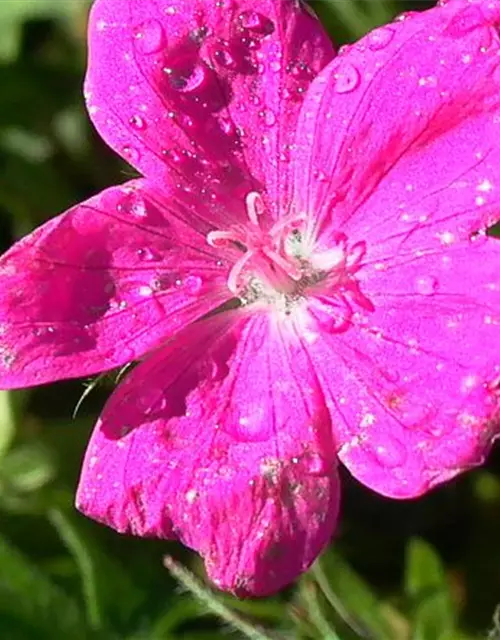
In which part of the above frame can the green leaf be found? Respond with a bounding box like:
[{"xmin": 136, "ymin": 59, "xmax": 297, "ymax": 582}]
[
  {"xmin": 163, "ymin": 556, "xmax": 277, "ymax": 640},
  {"xmin": 405, "ymin": 538, "xmax": 448, "ymax": 599},
  {"xmin": 0, "ymin": 0, "xmax": 87, "ymax": 62},
  {"xmin": 405, "ymin": 539, "xmax": 456, "ymax": 640},
  {"xmin": 0, "ymin": 530, "xmax": 86, "ymax": 638},
  {"xmin": 48, "ymin": 507, "xmax": 144, "ymax": 631},
  {"xmin": 312, "ymin": 549, "xmax": 397, "ymax": 640},
  {"xmin": 1, "ymin": 443, "xmax": 55, "ymax": 493},
  {"xmin": 0, "ymin": 391, "xmax": 16, "ymax": 460},
  {"xmin": 312, "ymin": 0, "xmax": 397, "ymax": 42},
  {"xmin": 148, "ymin": 598, "xmax": 204, "ymax": 638},
  {"xmin": 298, "ymin": 578, "xmax": 341, "ymax": 640}
]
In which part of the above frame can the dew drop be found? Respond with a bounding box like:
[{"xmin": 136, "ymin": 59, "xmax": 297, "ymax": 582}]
[
  {"xmin": 414, "ymin": 275, "xmax": 438, "ymax": 296},
  {"xmin": 133, "ymin": 20, "xmax": 166, "ymax": 55},
  {"xmin": 163, "ymin": 148, "xmax": 183, "ymax": 164},
  {"xmin": 122, "ymin": 145, "xmax": 140, "ymax": 163},
  {"xmin": 469, "ymin": 230, "xmax": 487, "ymax": 246},
  {"xmin": 303, "ymin": 452, "xmax": 329, "ymax": 475},
  {"xmin": 219, "ymin": 116, "xmax": 237, "ymax": 137},
  {"xmin": 138, "ymin": 285, "xmax": 153, "ymax": 297},
  {"xmin": 238, "ymin": 10, "xmax": 274, "ymax": 34},
  {"xmin": 190, "ymin": 26, "xmax": 209, "ymax": 44},
  {"xmin": 137, "ymin": 247, "xmax": 160, "ymax": 262},
  {"xmin": 109, "ymin": 298, "xmax": 128, "ymax": 311},
  {"xmin": 129, "ymin": 115, "xmax": 146, "ymax": 130},
  {"xmin": 185, "ymin": 488, "xmax": 198, "ymax": 503},
  {"xmin": 334, "ymin": 63, "xmax": 360, "ymax": 94},
  {"xmin": 117, "ymin": 191, "xmax": 148, "ymax": 219},
  {"xmin": 184, "ymin": 275, "xmax": 203, "ymax": 295},
  {"xmin": 370, "ymin": 436, "xmax": 407, "ymax": 468},
  {"xmin": 259, "ymin": 108, "xmax": 276, "ymax": 126},
  {"xmin": 367, "ymin": 26, "xmax": 395, "ymax": 50},
  {"xmin": 165, "ymin": 63, "xmax": 207, "ymax": 93},
  {"xmin": 138, "ymin": 387, "xmax": 166, "ymax": 415},
  {"xmin": 214, "ymin": 48, "xmax": 236, "ymax": 68},
  {"xmin": 34, "ymin": 326, "xmax": 56, "ymax": 338},
  {"xmin": 444, "ymin": 6, "xmax": 485, "ymax": 37}
]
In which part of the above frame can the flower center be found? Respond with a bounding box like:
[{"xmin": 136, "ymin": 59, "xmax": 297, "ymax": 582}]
[
  {"xmin": 207, "ymin": 192, "xmax": 372, "ymax": 322},
  {"xmin": 207, "ymin": 192, "xmax": 308, "ymax": 299}
]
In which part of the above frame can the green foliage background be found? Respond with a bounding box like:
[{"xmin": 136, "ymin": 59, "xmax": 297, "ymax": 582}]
[{"xmin": 0, "ymin": 1, "xmax": 499, "ymax": 638}]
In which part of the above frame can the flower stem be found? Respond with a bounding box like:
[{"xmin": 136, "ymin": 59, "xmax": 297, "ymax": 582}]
[{"xmin": 163, "ymin": 556, "xmax": 281, "ymax": 640}]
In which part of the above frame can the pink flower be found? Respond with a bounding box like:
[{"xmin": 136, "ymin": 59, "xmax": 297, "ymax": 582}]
[{"xmin": 1, "ymin": 0, "xmax": 500, "ymax": 596}]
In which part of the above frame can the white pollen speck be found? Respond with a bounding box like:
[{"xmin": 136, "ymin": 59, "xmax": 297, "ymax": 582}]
[
  {"xmin": 438, "ymin": 231, "xmax": 455, "ymax": 245},
  {"xmin": 461, "ymin": 375, "xmax": 479, "ymax": 393},
  {"xmin": 360, "ymin": 413, "xmax": 376, "ymax": 428},
  {"xmin": 477, "ymin": 178, "xmax": 493, "ymax": 192},
  {"xmin": 185, "ymin": 488, "xmax": 198, "ymax": 503}
]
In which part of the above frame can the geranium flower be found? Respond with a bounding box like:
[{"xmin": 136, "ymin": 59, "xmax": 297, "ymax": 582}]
[{"xmin": 1, "ymin": 0, "xmax": 500, "ymax": 596}]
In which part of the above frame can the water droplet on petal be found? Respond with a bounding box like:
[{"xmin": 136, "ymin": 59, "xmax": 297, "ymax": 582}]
[
  {"xmin": 469, "ymin": 230, "xmax": 487, "ymax": 246},
  {"xmin": 370, "ymin": 436, "xmax": 407, "ymax": 468},
  {"xmin": 133, "ymin": 20, "xmax": 166, "ymax": 55},
  {"xmin": 122, "ymin": 145, "xmax": 140, "ymax": 163},
  {"xmin": 334, "ymin": 63, "xmax": 360, "ymax": 93},
  {"xmin": 163, "ymin": 148, "xmax": 183, "ymax": 164},
  {"xmin": 117, "ymin": 191, "xmax": 148, "ymax": 219},
  {"xmin": 137, "ymin": 247, "xmax": 160, "ymax": 261},
  {"xmin": 414, "ymin": 275, "xmax": 438, "ymax": 296},
  {"xmin": 238, "ymin": 10, "xmax": 274, "ymax": 35},
  {"xmin": 219, "ymin": 116, "xmax": 237, "ymax": 137},
  {"xmin": 138, "ymin": 285, "xmax": 153, "ymax": 297},
  {"xmin": 444, "ymin": 5, "xmax": 485, "ymax": 37},
  {"xmin": 367, "ymin": 26, "xmax": 395, "ymax": 50},
  {"xmin": 184, "ymin": 275, "xmax": 203, "ymax": 295},
  {"xmin": 214, "ymin": 48, "xmax": 236, "ymax": 68},
  {"xmin": 138, "ymin": 387, "xmax": 166, "ymax": 415},
  {"xmin": 259, "ymin": 108, "xmax": 276, "ymax": 126},
  {"xmin": 129, "ymin": 115, "xmax": 146, "ymax": 130},
  {"xmin": 190, "ymin": 25, "xmax": 210, "ymax": 44},
  {"xmin": 302, "ymin": 452, "xmax": 329, "ymax": 475},
  {"xmin": 165, "ymin": 63, "xmax": 208, "ymax": 93}
]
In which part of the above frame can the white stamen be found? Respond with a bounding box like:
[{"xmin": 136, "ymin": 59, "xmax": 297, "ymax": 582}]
[{"xmin": 245, "ymin": 191, "xmax": 264, "ymax": 226}]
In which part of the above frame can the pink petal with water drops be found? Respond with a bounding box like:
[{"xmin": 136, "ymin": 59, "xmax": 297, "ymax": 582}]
[
  {"xmin": 86, "ymin": 0, "xmax": 334, "ymax": 223},
  {"xmin": 286, "ymin": 0, "xmax": 500, "ymax": 496},
  {"xmin": 76, "ymin": 311, "xmax": 340, "ymax": 596},
  {"xmin": 0, "ymin": 180, "xmax": 229, "ymax": 388},
  {"xmin": 305, "ymin": 236, "xmax": 500, "ymax": 498},
  {"xmin": 292, "ymin": 0, "xmax": 500, "ymax": 251}
]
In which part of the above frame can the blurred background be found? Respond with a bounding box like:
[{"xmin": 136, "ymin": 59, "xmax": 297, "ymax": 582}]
[{"xmin": 0, "ymin": 0, "xmax": 499, "ymax": 638}]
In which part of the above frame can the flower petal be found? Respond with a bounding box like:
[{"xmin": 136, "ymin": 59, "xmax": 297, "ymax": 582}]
[
  {"xmin": 306, "ymin": 238, "xmax": 500, "ymax": 498},
  {"xmin": 0, "ymin": 180, "xmax": 228, "ymax": 388},
  {"xmin": 293, "ymin": 0, "xmax": 500, "ymax": 244},
  {"xmin": 76, "ymin": 311, "xmax": 340, "ymax": 595},
  {"xmin": 86, "ymin": 0, "xmax": 333, "ymax": 219}
]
